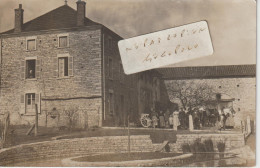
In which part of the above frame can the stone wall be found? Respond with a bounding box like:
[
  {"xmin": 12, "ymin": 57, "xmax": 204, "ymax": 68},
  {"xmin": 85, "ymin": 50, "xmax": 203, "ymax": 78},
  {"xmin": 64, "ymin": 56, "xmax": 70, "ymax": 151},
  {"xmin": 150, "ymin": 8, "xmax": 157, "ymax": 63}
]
[
  {"xmin": 0, "ymin": 135, "xmax": 156, "ymax": 166},
  {"xmin": 0, "ymin": 28, "xmax": 103, "ymax": 127},
  {"xmin": 170, "ymin": 133, "xmax": 245, "ymax": 152}
]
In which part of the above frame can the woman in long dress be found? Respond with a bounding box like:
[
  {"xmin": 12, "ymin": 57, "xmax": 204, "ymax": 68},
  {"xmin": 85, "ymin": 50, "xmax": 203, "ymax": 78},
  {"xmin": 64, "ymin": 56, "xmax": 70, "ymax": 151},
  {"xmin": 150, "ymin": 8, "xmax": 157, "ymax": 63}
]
[
  {"xmin": 173, "ymin": 110, "xmax": 180, "ymax": 130},
  {"xmin": 159, "ymin": 110, "xmax": 165, "ymax": 128}
]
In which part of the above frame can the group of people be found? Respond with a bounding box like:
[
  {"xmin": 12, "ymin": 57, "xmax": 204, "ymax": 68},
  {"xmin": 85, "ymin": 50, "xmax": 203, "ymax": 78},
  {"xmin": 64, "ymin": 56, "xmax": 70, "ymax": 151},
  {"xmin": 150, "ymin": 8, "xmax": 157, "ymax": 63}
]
[{"xmin": 148, "ymin": 106, "xmax": 235, "ymax": 130}]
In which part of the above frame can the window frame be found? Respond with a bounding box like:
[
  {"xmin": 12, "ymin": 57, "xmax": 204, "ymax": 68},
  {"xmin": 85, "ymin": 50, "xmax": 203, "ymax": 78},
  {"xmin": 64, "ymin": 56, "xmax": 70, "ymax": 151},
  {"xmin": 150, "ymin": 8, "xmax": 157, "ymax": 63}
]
[
  {"xmin": 58, "ymin": 33, "xmax": 69, "ymax": 48},
  {"xmin": 25, "ymin": 93, "xmax": 36, "ymax": 114},
  {"xmin": 25, "ymin": 56, "xmax": 37, "ymax": 80},
  {"xmin": 56, "ymin": 53, "xmax": 72, "ymax": 78},
  {"xmin": 21, "ymin": 91, "xmax": 41, "ymax": 115},
  {"xmin": 58, "ymin": 57, "xmax": 69, "ymax": 77},
  {"xmin": 26, "ymin": 36, "xmax": 37, "ymax": 51}
]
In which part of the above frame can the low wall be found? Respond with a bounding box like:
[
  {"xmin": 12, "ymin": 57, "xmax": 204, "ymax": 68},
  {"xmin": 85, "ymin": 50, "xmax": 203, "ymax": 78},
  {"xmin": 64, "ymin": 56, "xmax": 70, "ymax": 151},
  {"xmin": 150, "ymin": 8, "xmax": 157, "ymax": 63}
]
[
  {"xmin": 0, "ymin": 135, "xmax": 157, "ymax": 166},
  {"xmin": 170, "ymin": 133, "xmax": 245, "ymax": 152}
]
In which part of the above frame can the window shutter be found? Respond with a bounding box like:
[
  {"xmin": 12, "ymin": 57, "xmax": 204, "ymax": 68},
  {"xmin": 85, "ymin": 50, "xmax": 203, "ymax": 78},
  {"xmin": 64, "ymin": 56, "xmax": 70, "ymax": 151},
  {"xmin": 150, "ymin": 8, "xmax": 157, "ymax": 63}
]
[
  {"xmin": 68, "ymin": 56, "xmax": 73, "ymax": 76},
  {"xmin": 36, "ymin": 59, "xmax": 41, "ymax": 79},
  {"xmin": 21, "ymin": 60, "xmax": 25, "ymax": 79},
  {"xmin": 20, "ymin": 94, "xmax": 25, "ymax": 114},
  {"xmin": 53, "ymin": 57, "xmax": 58, "ymax": 77},
  {"xmin": 27, "ymin": 40, "xmax": 36, "ymax": 50},
  {"xmin": 35, "ymin": 93, "xmax": 41, "ymax": 114}
]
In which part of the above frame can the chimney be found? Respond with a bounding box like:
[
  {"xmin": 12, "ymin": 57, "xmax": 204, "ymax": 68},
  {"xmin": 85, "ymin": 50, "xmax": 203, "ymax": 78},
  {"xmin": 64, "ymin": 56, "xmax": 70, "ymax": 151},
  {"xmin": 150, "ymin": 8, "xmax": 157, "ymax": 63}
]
[
  {"xmin": 14, "ymin": 4, "xmax": 24, "ymax": 33},
  {"xmin": 76, "ymin": 0, "xmax": 86, "ymax": 27}
]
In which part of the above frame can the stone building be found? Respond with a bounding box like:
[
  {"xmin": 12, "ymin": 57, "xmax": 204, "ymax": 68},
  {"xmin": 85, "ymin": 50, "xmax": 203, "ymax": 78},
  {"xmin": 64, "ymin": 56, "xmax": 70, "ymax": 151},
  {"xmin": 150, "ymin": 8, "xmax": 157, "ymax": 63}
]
[
  {"xmin": 158, "ymin": 64, "xmax": 256, "ymax": 126},
  {"xmin": 0, "ymin": 1, "xmax": 164, "ymax": 128}
]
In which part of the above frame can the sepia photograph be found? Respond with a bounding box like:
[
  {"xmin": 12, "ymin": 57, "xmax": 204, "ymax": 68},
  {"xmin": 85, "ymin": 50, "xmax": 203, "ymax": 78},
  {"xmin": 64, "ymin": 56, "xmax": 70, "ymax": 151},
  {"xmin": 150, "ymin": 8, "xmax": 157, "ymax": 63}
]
[{"xmin": 0, "ymin": 0, "xmax": 256, "ymax": 167}]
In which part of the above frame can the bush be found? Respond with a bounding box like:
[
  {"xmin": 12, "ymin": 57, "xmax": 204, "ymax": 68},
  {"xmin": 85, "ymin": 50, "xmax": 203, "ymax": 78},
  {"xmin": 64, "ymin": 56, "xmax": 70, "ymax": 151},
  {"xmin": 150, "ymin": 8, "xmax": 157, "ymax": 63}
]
[
  {"xmin": 204, "ymin": 139, "xmax": 214, "ymax": 152},
  {"xmin": 181, "ymin": 143, "xmax": 191, "ymax": 153},
  {"xmin": 193, "ymin": 138, "xmax": 206, "ymax": 153},
  {"xmin": 217, "ymin": 141, "xmax": 225, "ymax": 152}
]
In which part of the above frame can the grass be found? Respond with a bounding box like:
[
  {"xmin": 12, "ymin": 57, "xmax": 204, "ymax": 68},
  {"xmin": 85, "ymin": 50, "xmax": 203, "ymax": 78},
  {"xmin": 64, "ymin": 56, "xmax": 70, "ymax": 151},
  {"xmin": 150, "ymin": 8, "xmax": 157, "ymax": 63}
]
[{"xmin": 73, "ymin": 152, "xmax": 182, "ymax": 162}]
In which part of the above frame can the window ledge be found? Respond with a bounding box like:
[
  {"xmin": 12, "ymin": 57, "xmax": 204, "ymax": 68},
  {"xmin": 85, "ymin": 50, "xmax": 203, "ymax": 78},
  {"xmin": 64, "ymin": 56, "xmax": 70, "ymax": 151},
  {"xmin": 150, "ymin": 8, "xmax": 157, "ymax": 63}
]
[
  {"xmin": 57, "ymin": 76, "xmax": 73, "ymax": 79},
  {"xmin": 25, "ymin": 78, "xmax": 37, "ymax": 81},
  {"xmin": 26, "ymin": 49, "xmax": 37, "ymax": 52},
  {"xmin": 57, "ymin": 46, "xmax": 69, "ymax": 49}
]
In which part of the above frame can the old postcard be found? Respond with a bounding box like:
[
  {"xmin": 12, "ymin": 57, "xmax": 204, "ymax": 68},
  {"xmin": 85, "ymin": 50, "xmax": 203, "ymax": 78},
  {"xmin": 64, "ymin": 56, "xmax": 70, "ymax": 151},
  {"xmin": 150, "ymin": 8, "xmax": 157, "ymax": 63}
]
[{"xmin": 0, "ymin": 0, "xmax": 256, "ymax": 167}]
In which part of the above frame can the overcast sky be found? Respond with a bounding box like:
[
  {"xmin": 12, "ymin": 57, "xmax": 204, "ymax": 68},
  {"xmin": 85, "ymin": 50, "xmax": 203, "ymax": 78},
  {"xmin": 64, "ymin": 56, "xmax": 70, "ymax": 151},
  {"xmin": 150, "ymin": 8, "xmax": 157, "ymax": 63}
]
[{"xmin": 0, "ymin": 0, "xmax": 256, "ymax": 67}]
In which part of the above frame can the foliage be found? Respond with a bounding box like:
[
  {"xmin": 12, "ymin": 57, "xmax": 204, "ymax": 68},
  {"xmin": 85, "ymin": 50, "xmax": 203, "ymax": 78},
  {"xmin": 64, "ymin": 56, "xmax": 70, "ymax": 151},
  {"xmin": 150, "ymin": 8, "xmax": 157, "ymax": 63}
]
[
  {"xmin": 165, "ymin": 80, "xmax": 214, "ymax": 110},
  {"xmin": 204, "ymin": 139, "xmax": 214, "ymax": 152},
  {"xmin": 62, "ymin": 106, "xmax": 79, "ymax": 130},
  {"xmin": 217, "ymin": 141, "xmax": 225, "ymax": 152},
  {"xmin": 181, "ymin": 143, "xmax": 191, "ymax": 153}
]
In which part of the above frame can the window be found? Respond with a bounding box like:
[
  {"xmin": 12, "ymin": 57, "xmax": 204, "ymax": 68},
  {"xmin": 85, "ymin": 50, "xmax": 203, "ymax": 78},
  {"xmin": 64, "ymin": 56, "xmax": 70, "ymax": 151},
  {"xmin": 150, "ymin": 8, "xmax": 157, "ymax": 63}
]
[
  {"xmin": 26, "ymin": 60, "xmax": 36, "ymax": 79},
  {"xmin": 25, "ymin": 93, "xmax": 36, "ymax": 114},
  {"xmin": 26, "ymin": 36, "xmax": 37, "ymax": 51},
  {"xmin": 108, "ymin": 58, "xmax": 113, "ymax": 79},
  {"xmin": 109, "ymin": 91, "xmax": 114, "ymax": 115},
  {"xmin": 55, "ymin": 53, "xmax": 73, "ymax": 78},
  {"xmin": 20, "ymin": 93, "xmax": 41, "ymax": 115},
  {"xmin": 58, "ymin": 36, "xmax": 68, "ymax": 48},
  {"xmin": 218, "ymin": 86, "xmax": 222, "ymax": 89},
  {"xmin": 58, "ymin": 57, "xmax": 69, "ymax": 77},
  {"xmin": 237, "ymin": 84, "xmax": 240, "ymax": 87}
]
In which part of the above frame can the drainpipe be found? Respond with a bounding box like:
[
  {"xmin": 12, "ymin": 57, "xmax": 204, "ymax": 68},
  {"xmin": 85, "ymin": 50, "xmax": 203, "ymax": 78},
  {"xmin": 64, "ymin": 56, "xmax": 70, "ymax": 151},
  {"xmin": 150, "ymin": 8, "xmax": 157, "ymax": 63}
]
[{"xmin": 102, "ymin": 30, "xmax": 106, "ymax": 123}]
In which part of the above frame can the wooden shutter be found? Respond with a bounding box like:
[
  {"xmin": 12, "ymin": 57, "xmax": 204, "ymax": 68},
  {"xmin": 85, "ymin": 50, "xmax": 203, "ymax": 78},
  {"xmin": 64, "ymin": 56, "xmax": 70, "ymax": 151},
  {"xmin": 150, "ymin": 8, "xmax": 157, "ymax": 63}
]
[
  {"xmin": 59, "ymin": 36, "xmax": 67, "ymax": 48},
  {"xmin": 21, "ymin": 60, "xmax": 25, "ymax": 79},
  {"xmin": 27, "ymin": 40, "xmax": 35, "ymax": 50},
  {"xmin": 20, "ymin": 94, "xmax": 25, "ymax": 114},
  {"xmin": 35, "ymin": 93, "xmax": 41, "ymax": 114},
  {"xmin": 53, "ymin": 57, "xmax": 58, "ymax": 77},
  {"xmin": 68, "ymin": 56, "xmax": 73, "ymax": 76},
  {"xmin": 36, "ymin": 59, "xmax": 41, "ymax": 79}
]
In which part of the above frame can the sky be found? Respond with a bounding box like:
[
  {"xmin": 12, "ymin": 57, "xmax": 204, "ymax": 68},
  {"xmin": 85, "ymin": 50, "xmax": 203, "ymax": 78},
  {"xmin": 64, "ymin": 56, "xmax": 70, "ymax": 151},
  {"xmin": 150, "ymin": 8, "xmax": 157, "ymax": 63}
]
[{"xmin": 0, "ymin": 0, "xmax": 256, "ymax": 67}]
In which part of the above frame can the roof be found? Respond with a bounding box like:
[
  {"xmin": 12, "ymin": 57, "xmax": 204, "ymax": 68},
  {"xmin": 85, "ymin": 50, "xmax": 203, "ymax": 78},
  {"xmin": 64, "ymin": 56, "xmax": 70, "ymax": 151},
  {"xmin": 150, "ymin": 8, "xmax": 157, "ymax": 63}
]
[
  {"xmin": 156, "ymin": 64, "xmax": 256, "ymax": 80},
  {"xmin": 0, "ymin": 5, "xmax": 101, "ymax": 35}
]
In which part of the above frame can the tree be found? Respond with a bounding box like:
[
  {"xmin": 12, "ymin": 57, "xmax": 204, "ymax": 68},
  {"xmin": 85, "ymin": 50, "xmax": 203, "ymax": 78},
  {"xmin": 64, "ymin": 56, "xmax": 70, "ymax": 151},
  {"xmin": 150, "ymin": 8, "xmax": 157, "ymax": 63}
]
[
  {"xmin": 62, "ymin": 106, "xmax": 79, "ymax": 130},
  {"xmin": 165, "ymin": 80, "xmax": 214, "ymax": 110}
]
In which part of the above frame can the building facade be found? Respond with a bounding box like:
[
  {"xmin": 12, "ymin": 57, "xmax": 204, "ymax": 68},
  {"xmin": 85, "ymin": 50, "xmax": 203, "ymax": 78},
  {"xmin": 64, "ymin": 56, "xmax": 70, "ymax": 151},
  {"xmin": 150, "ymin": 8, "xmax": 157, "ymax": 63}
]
[{"xmin": 0, "ymin": 1, "xmax": 163, "ymax": 128}]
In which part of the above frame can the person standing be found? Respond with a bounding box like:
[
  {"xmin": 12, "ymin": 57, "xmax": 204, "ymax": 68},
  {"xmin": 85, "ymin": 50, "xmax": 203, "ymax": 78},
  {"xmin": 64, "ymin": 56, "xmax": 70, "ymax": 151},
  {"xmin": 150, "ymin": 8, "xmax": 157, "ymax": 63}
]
[
  {"xmin": 173, "ymin": 110, "xmax": 180, "ymax": 131},
  {"xmin": 164, "ymin": 109, "xmax": 171, "ymax": 128},
  {"xmin": 178, "ymin": 108, "xmax": 185, "ymax": 129},
  {"xmin": 151, "ymin": 108, "xmax": 158, "ymax": 128},
  {"xmin": 159, "ymin": 110, "xmax": 165, "ymax": 128}
]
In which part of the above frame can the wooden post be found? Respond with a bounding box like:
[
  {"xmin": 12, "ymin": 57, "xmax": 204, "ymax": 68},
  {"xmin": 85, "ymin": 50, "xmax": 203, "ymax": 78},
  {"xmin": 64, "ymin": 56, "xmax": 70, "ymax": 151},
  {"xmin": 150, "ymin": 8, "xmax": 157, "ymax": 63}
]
[
  {"xmin": 128, "ymin": 115, "xmax": 130, "ymax": 155},
  {"xmin": 35, "ymin": 104, "xmax": 38, "ymax": 136}
]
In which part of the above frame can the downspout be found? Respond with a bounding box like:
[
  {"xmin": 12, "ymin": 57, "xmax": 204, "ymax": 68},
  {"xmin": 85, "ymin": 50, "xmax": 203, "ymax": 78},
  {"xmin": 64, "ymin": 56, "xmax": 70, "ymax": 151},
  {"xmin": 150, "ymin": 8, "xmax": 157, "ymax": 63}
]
[{"xmin": 102, "ymin": 28, "xmax": 106, "ymax": 124}]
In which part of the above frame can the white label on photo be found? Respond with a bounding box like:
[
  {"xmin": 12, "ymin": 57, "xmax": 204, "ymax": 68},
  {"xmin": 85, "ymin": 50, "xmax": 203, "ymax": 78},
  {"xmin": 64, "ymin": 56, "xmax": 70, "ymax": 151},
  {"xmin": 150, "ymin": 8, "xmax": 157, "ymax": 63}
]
[{"xmin": 118, "ymin": 21, "xmax": 214, "ymax": 74}]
